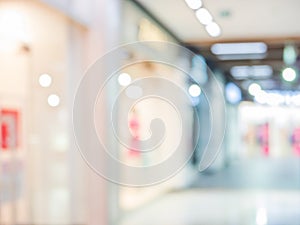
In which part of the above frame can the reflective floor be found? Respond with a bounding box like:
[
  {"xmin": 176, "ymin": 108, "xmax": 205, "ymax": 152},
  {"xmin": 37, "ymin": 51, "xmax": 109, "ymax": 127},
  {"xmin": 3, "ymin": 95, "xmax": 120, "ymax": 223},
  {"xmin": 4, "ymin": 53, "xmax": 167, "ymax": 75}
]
[
  {"xmin": 191, "ymin": 158, "xmax": 300, "ymax": 189},
  {"xmin": 120, "ymin": 189, "xmax": 300, "ymax": 225}
]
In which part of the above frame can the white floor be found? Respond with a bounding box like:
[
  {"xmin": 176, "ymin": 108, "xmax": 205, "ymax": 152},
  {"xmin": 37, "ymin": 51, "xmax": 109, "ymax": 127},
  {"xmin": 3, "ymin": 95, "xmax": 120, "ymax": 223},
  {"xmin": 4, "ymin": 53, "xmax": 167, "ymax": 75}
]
[{"xmin": 120, "ymin": 189, "xmax": 300, "ymax": 225}]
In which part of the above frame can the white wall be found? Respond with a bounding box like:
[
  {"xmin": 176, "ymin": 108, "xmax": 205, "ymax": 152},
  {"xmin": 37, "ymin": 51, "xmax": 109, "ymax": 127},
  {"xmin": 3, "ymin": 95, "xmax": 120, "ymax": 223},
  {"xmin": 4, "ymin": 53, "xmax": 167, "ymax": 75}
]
[
  {"xmin": 0, "ymin": 0, "xmax": 122, "ymax": 224},
  {"xmin": 118, "ymin": 0, "xmax": 195, "ymax": 212}
]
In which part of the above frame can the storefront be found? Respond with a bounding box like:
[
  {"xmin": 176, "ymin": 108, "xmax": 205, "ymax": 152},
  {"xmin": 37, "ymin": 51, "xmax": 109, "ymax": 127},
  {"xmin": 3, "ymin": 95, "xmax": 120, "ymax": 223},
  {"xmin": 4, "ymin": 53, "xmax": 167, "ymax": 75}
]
[
  {"xmin": 238, "ymin": 102, "xmax": 300, "ymax": 158},
  {"xmin": 0, "ymin": 0, "xmax": 122, "ymax": 224},
  {"xmin": 0, "ymin": 1, "xmax": 217, "ymax": 224},
  {"xmin": 118, "ymin": 0, "xmax": 195, "ymax": 212}
]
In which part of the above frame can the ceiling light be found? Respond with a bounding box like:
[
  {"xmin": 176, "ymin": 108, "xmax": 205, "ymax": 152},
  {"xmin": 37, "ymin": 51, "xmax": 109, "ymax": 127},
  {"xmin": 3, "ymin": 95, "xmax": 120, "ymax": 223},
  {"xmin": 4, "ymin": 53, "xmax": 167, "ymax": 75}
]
[
  {"xmin": 248, "ymin": 83, "xmax": 261, "ymax": 96},
  {"xmin": 48, "ymin": 94, "xmax": 60, "ymax": 107},
  {"xmin": 184, "ymin": 0, "xmax": 202, "ymax": 10},
  {"xmin": 205, "ymin": 22, "xmax": 221, "ymax": 37},
  {"xmin": 251, "ymin": 65, "xmax": 273, "ymax": 78},
  {"xmin": 211, "ymin": 42, "xmax": 267, "ymax": 55},
  {"xmin": 39, "ymin": 73, "xmax": 52, "ymax": 87},
  {"xmin": 188, "ymin": 84, "xmax": 201, "ymax": 97},
  {"xmin": 118, "ymin": 73, "xmax": 132, "ymax": 86},
  {"xmin": 230, "ymin": 65, "xmax": 273, "ymax": 79},
  {"xmin": 256, "ymin": 79, "xmax": 276, "ymax": 89},
  {"xmin": 283, "ymin": 43, "xmax": 298, "ymax": 66},
  {"xmin": 195, "ymin": 8, "xmax": 213, "ymax": 25},
  {"xmin": 282, "ymin": 67, "xmax": 297, "ymax": 82},
  {"xmin": 230, "ymin": 66, "xmax": 250, "ymax": 79},
  {"xmin": 217, "ymin": 54, "xmax": 266, "ymax": 61}
]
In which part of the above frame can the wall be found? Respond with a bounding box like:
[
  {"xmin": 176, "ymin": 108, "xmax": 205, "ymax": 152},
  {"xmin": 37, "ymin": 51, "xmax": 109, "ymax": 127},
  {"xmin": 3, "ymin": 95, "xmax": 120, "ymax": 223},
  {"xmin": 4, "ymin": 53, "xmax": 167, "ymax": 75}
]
[
  {"xmin": 0, "ymin": 0, "xmax": 122, "ymax": 224},
  {"xmin": 118, "ymin": 0, "xmax": 194, "ymax": 212}
]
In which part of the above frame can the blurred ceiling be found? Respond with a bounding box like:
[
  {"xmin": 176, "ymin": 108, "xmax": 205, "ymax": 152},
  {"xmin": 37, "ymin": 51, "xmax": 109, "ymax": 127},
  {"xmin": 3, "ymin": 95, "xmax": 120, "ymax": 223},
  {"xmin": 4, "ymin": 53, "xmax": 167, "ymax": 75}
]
[{"xmin": 134, "ymin": 0, "xmax": 300, "ymax": 92}]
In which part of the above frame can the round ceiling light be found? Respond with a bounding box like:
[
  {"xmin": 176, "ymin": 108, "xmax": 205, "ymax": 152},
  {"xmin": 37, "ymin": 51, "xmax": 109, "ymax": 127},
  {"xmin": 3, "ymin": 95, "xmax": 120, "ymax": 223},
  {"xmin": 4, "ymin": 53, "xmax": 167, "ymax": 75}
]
[
  {"xmin": 118, "ymin": 73, "xmax": 132, "ymax": 86},
  {"xmin": 248, "ymin": 83, "xmax": 262, "ymax": 96},
  {"xmin": 188, "ymin": 84, "xmax": 202, "ymax": 97},
  {"xmin": 282, "ymin": 67, "xmax": 297, "ymax": 82},
  {"xmin": 39, "ymin": 73, "xmax": 52, "ymax": 87}
]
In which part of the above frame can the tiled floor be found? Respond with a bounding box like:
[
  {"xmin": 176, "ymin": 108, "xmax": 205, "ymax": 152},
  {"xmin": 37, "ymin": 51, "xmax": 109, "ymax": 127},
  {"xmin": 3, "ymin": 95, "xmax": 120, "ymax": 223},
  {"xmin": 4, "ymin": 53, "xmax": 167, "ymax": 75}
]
[
  {"xmin": 192, "ymin": 158, "xmax": 300, "ymax": 189},
  {"xmin": 120, "ymin": 189, "xmax": 300, "ymax": 225}
]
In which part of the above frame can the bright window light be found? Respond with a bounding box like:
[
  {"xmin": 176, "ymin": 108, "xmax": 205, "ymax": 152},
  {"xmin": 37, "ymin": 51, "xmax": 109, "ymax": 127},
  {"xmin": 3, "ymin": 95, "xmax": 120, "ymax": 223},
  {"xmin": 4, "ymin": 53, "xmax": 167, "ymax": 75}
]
[
  {"xmin": 184, "ymin": 0, "xmax": 202, "ymax": 10},
  {"xmin": 211, "ymin": 42, "xmax": 267, "ymax": 55},
  {"xmin": 48, "ymin": 94, "xmax": 60, "ymax": 107},
  {"xmin": 118, "ymin": 73, "xmax": 132, "ymax": 86},
  {"xmin": 39, "ymin": 73, "xmax": 52, "ymax": 87},
  {"xmin": 248, "ymin": 83, "xmax": 261, "ymax": 96},
  {"xmin": 282, "ymin": 67, "xmax": 297, "ymax": 82},
  {"xmin": 195, "ymin": 8, "xmax": 213, "ymax": 25},
  {"xmin": 205, "ymin": 22, "xmax": 221, "ymax": 37},
  {"xmin": 188, "ymin": 84, "xmax": 201, "ymax": 97}
]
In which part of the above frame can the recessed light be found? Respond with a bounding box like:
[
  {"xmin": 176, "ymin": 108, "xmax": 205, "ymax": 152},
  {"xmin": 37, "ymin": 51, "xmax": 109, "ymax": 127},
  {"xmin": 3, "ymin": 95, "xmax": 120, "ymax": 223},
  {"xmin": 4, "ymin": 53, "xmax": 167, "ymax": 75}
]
[
  {"xmin": 39, "ymin": 73, "xmax": 52, "ymax": 87},
  {"xmin": 48, "ymin": 94, "xmax": 60, "ymax": 107},
  {"xmin": 230, "ymin": 65, "xmax": 273, "ymax": 79},
  {"xmin": 188, "ymin": 84, "xmax": 201, "ymax": 97},
  {"xmin": 118, "ymin": 73, "xmax": 132, "ymax": 86},
  {"xmin": 205, "ymin": 22, "xmax": 221, "ymax": 37},
  {"xmin": 211, "ymin": 42, "xmax": 267, "ymax": 55},
  {"xmin": 217, "ymin": 54, "xmax": 267, "ymax": 61},
  {"xmin": 248, "ymin": 83, "xmax": 261, "ymax": 96},
  {"xmin": 184, "ymin": 0, "xmax": 202, "ymax": 10},
  {"xmin": 251, "ymin": 65, "xmax": 273, "ymax": 78},
  {"xmin": 230, "ymin": 66, "xmax": 249, "ymax": 79},
  {"xmin": 195, "ymin": 8, "xmax": 213, "ymax": 25},
  {"xmin": 282, "ymin": 67, "xmax": 297, "ymax": 82}
]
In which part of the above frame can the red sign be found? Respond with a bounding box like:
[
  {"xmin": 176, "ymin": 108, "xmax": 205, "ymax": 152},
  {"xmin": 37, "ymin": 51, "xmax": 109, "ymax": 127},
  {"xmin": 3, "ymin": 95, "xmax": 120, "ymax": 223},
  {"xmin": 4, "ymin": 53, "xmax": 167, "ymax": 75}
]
[{"xmin": 1, "ymin": 109, "xmax": 19, "ymax": 150}]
